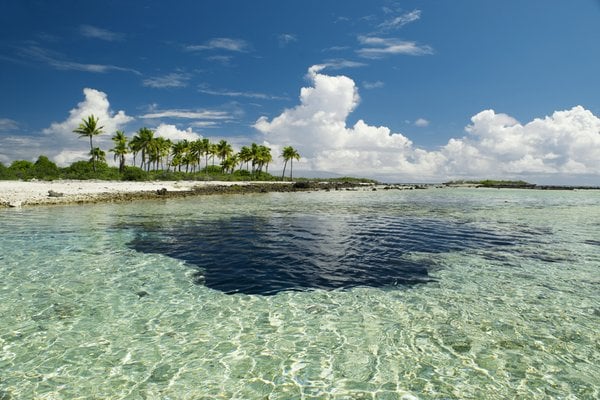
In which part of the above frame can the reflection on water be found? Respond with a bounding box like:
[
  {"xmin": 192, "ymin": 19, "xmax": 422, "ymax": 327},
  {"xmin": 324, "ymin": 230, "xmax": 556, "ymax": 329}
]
[{"xmin": 129, "ymin": 215, "xmax": 532, "ymax": 295}]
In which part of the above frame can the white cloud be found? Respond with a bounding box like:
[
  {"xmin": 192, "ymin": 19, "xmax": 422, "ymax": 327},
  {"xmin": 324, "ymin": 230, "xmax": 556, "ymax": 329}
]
[
  {"xmin": 41, "ymin": 88, "xmax": 134, "ymax": 164},
  {"xmin": 206, "ymin": 55, "xmax": 233, "ymax": 65},
  {"xmin": 0, "ymin": 118, "xmax": 18, "ymax": 131},
  {"xmin": 357, "ymin": 36, "xmax": 433, "ymax": 58},
  {"xmin": 189, "ymin": 121, "xmax": 219, "ymax": 128},
  {"xmin": 450, "ymin": 106, "xmax": 600, "ymax": 176},
  {"xmin": 155, "ymin": 124, "xmax": 202, "ymax": 141},
  {"xmin": 19, "ymin": 45, "xmax": 140, "ymax": 75},
  {"xmin": 378, "ymin": 10, "xmax": 421, "ymax": 31},
  {"xmin": 321, "ymin": 59, "xmax": 367, "ymax": 70},
  {"xmin": 80, "ymin": 25, "xmax": 124, "ymax": 41},
  {"xmin": 140, "ymin": 109, "xmax": 230, "ymax": 120},
  {"xmin": 278, "ymin": 34, "xmax": 298, "ymax": 47},
  {"xmin": 255, "ymin": 65, "xmax": 600, "ymax": 183},
  {"xmin": 363, "ymin": 80, "xmax": 384, "ymax": 89},
  {"xmin": 143, "ymin": 73, "xmax": 190, "ymax": 88},
  {"xmin": 198, "ymin": 86, "xmax": 286, "ymax": 100},
  {"xmin": 414, "ymin": 118, "xmax": 429, "ymax": 127},
  {"xmin": 185, "ymin": 38, "xmax": 250, "ymax": 52}
]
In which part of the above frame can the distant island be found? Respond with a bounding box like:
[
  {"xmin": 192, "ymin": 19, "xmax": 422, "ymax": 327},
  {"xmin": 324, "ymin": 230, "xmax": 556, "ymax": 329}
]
[{"xmin": 443, "ymin": 180, "xmax": 599, "ymax": 190}]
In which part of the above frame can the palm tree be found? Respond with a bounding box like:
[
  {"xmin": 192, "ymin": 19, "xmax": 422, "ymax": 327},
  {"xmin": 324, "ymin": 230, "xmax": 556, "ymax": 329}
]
[
  {"xmin": 216, "ymin": 139, "xmax": 233, "ymax": 164},
  {"xmin": 260, "ymin": 145, "xmax": 273, "ymax": 174},
  {"xmin": 200, "ymin": 138, "xmax": 211, "ymax": 169},
  {"xmin": 189, "ymin": 140, "xmax": 204, "ymax": 172},
  {"xmin": 110, "ymin": 130, "xmax": 128, "ymax": 173},
  {"xmin": 221, "ymin": 154, "xmax": 238, "ymax": 174},
  {"xmin": 238, "ymin": 145, "xmax": 252, "ymax": 171},
  {"xmin": 157, "ymin": 138, "xmax": 172, "ymax": 171},
  {"xmin": 281, "ymin": 146, "xmax": 301, "ymax": 181},
  {"xmin": 73, "ymin": 115, "xmax": 104, "ymax": 171},
  {"xmin": 208, "ymin": 143, "xmax": 218, "ymax": 166},
  {"xmin": 89, "ymin": 147, "xmax": 106, "ymax": 166},
  {"xmin": 171, "ymin": 141, "xmax": 187, "ymax": 172},
  {"xmin": 131, "ymin": 127, "xmax": 154, "ymax": 171}
]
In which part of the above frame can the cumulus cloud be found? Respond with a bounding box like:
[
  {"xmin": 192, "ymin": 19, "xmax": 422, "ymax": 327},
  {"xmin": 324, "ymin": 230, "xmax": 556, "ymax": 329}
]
[
  {"xmin": 446, "ymin": 107, "xmax": 600, "ymax": 176},
  {"xmin": 255, "ymin": 65, "xmax": 600, "ymax": 183},
  {"xmin": 41, "ymin": 88, "xmax": 134, "ymax": 164},
  {"xmin": 155, "ymin": 124, "xmax": 201, "ymax": 141}
]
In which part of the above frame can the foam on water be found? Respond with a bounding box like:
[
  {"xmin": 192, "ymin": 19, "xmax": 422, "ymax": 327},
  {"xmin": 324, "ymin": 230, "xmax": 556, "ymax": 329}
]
[{"xmin": 0, "ymin": 188, "xmax": 598, "ymax": 399}]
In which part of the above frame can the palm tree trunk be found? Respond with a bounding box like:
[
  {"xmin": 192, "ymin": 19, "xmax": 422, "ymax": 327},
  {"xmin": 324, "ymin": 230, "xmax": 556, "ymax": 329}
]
[
  {"xmin": 290, "ymin": 159, "xmax": 293, "ymax": 181},
  {"xmin": 281, "ymin": 160, "xmax": 288, "ymax": 181}
]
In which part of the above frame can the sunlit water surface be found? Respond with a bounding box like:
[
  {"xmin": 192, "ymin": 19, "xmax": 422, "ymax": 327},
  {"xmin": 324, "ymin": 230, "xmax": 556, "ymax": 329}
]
[{"xmin": 1, "ymin": 188, "xmax": 598, "ymax": 399}]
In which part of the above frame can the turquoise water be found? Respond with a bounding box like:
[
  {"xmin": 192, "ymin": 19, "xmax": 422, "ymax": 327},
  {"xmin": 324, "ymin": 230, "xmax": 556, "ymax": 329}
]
[{"xmin": 0, "ymin": 188, "xmax": 598, "ymax": 399}]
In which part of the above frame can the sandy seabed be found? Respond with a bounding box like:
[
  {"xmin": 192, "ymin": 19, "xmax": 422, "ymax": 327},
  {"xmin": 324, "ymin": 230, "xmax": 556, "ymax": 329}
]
[{"xmin": 0, "ymin": 180, "xmax": 288, "ymax": 207}]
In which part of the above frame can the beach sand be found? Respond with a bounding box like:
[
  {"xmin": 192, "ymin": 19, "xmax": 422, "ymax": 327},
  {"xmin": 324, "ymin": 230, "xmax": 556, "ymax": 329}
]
[{"xmin": 0, "ymin": 180, "xmax": 292, "ymax": 207}]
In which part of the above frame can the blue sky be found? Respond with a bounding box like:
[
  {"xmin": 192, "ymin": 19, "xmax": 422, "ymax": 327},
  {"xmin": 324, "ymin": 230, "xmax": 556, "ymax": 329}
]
[{"xmin": 1, "ymin": 0, "xmax": 599, "ymax": 183}]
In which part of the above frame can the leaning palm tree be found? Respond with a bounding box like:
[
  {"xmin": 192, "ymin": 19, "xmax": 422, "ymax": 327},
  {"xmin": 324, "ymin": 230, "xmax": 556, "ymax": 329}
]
[
  {"xmin": 260, "ymin": 145, "xmax": 273, "ymax": 174},
  {"xmin": 110, "ymin": 130, "xmax": 128, "ymax": 173},
  {"xmin": 73, "ymin": 115, "xmax": 104, "ymax": 171},
  {"xmin": 281, "ymin": 146, "xmax": 300, "ymax": 181}
]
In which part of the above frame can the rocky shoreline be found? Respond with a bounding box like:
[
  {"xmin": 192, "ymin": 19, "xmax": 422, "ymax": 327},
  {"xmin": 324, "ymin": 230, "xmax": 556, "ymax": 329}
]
[{"xmin": 0, "ymin": 180, "xmax": 371, "ymax": 208}]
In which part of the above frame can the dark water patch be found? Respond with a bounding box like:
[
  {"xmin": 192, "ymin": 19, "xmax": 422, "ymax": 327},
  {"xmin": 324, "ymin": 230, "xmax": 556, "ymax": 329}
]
[
  {"xmin": 584, "ymin": 239, "xmax": 600, "ymax": 246},
  {"xmin": 126, "ymin": 215, "xmax": 530, "ymax": 295}
]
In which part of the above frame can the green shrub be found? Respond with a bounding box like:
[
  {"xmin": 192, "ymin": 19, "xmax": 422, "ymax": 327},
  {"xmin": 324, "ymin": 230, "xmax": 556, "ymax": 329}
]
[
  {"xmin": 61, "ymin": 161, "xmax": 120, "ymax": 180},
  {"xmin": 33, "ymin": 156, "xmax": 60, "ymax": 180},
  {"xmin": 9, "ymin": 160, "xmax": 34, "ymax": 180},
  {"xmin": 202, "ymin": 165, "xmax": 223, "ymax": 174},
  {"xmin": 121, "ymin": 166, "xmax": 148, "ymax": 181},
  {"xmin": 0, "ymin": 162, "xmax": 16, "ymax": 180}
]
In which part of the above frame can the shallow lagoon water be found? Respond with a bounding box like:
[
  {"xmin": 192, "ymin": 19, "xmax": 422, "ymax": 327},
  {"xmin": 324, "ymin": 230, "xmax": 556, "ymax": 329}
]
[{"xmin": 1, "ymin": 188, "xmax": 598, "ymax": 399}]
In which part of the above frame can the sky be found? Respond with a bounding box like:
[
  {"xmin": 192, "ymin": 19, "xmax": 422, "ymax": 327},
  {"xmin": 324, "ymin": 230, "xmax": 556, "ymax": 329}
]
[{"xmin": 1, "ymin": 0, "xmax": 599, "ymax": 184}]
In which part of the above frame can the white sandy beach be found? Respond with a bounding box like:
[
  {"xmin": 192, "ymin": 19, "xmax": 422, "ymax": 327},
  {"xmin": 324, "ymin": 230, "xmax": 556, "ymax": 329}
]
[{"xmin": 0, "ymin": 180, "xmax": 277, "ymax": 207}]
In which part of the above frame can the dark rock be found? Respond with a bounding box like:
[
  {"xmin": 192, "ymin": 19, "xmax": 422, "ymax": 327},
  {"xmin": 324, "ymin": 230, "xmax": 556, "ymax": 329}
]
[
  {"xmin": 156, "ymin": 188, "xmax": 168, "ymax": 195},
  {"xmin": 48, "ymin": 190, "xmax": 64, "ymax": 197},
  {"xmin": 293, "ymin": 181, "xmax": 311, "ymax": 189},
  {"xmin": 136, "ymin": 290, "xmax": 149, "ymax": 298}
]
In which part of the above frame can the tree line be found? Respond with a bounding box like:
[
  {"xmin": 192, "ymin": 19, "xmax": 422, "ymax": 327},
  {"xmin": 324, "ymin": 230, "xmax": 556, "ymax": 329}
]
[
  {"xmin": 78, "ymin": 115, "xmax": 300, "ymax": 180},
  {"xmin": 0, "ymin": 115, "xmax": 301, "ymax": 181}
]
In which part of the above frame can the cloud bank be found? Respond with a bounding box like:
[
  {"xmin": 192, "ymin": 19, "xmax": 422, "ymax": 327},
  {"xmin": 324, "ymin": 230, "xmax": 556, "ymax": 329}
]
[{"xmin": 255, "ymin": 66, "xmax": 600, "ymax": 183}]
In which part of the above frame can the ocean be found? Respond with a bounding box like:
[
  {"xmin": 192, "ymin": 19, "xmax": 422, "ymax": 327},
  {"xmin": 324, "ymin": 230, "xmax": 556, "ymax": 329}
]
[{"xmin": 1, "ymin": 188, "xmax": 598, "ymax": 399}]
